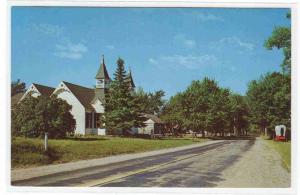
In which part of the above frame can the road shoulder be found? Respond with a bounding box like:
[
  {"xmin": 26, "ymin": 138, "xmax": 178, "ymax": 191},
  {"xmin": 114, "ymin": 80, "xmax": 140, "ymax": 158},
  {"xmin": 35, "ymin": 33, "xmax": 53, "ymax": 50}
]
[{"xmin": 217, "ymin": 137, "xmax": 290, "ymax": 188}]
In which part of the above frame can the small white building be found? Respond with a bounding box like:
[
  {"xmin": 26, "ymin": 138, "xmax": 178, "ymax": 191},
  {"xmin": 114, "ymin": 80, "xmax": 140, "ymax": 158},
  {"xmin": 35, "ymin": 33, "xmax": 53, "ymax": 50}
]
[
  {"xmin": 19, "ymin": 56, "xmax": 135, "ymax": 135},
  {"xmin": 138, "ymin": 114, "xmax": 164, "ymax": 136}
]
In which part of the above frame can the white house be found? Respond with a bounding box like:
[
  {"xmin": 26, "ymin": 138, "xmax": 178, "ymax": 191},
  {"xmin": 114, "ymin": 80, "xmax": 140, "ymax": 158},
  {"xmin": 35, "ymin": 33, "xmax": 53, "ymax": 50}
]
[{"xmin": 19, "ymin": 56, "xmax": 135, "ymax": 135}]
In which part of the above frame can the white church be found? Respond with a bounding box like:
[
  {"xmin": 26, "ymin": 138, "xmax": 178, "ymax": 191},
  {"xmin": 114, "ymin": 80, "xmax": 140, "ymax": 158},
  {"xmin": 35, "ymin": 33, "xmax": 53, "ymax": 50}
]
[{"xmin": 19, "ymin": 56, "xmax": 135, "ymax": 135}]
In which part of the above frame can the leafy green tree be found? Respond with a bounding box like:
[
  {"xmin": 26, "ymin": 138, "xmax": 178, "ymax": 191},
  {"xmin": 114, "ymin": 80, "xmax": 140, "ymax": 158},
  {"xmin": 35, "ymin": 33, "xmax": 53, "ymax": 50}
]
[
  {"xmin": 184, "ymin": 78, "xmax": 219, "ymax": 137},
  {"xmin": 161, "ymin": 92, "xmax": 186, "ymax": 134},
  {"xmin": 162, "ymin": 78, "xmax": 236, "ymax": 138},
  {"xmin": 12, "ymin": 95, "xmax": 75, "ymax": 138},
  {"xmin": 11, "ymin": 79, "xmax": 26, "ymax": 96},
  {"xmin": 12, "ymin": 96, "xmax": 39, "ymax": 137},
  {"xmin": 134, "ymin": 87, "xmax": 166, "ymax": 115},
  {"xmin": 104, "ymin": 58, "xmax": 146, "ymax": 135},
  {"xmin": 265, "ymin": 12, "xmax": 291, "ymax": 74},
  {"xmin": 229, "ymin": 94, "xmax": 250, "ymax": 136},
  {"xmin": 209, "ymin": 88, "xmax": 232, "ymax": 136},
  {"xmin": 246, "ymin": 72, "xmax": 291, "ymax": 134}
]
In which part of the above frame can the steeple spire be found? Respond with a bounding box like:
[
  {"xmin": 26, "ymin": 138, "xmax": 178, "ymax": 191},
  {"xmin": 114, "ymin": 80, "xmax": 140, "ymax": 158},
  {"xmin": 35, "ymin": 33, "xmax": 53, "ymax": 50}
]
[
  {"xmin": 102, "ymin": 54, "xmax": 105, "ymax": 65},
  {"xmin": 95, "ymin": 54, "xmax": 110, "ymax": 80}
]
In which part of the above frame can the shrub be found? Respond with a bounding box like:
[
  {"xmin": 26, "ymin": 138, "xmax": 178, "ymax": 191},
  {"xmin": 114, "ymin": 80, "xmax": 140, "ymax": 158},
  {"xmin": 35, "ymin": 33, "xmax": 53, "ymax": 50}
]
[{"xmin": 12, "ymin": 95, "xmax": 76, "ymax": 138}]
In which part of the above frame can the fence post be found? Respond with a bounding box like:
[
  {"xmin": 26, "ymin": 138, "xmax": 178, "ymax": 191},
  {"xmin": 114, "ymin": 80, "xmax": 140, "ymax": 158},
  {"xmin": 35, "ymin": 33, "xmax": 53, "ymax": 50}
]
[{"xmin": 44, "ymin": 132, "xmax": 48, "ymax": 152}]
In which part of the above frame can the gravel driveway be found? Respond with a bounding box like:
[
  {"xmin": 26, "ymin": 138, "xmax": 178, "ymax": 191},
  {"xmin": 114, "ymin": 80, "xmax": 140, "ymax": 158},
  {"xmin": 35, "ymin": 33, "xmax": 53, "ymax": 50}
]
[{"xmin": 217, "ymin": 137, "xmax": 290, "ymax": 188}]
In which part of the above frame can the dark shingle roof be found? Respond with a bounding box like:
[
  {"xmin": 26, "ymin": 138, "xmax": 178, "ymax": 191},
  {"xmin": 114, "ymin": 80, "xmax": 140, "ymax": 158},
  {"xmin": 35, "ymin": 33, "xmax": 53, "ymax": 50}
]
[
  {"xmin": 144, "ymin": 114, "xmax": 164, "ymax": 124},
  {"xmin": 33, "ymin": 83, "xmax": 55, "ymax": 96},
  {"xmin": 95, "ymin": 57, "xmax": 110, "ymax": 80},
  {"xmin": 11, "ymin": 92, "xmax": 24, "ymax": 109},
  {"xmin": 62, "ymin": 81, "xmax": 95, "ymax": 111}
]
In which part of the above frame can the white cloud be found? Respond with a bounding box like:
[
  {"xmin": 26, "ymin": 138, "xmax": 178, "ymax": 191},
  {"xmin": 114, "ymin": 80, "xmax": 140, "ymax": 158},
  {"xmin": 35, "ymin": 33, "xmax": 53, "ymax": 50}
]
[
  {"xmin": 54, "ymin": 42, "xmax": 88, "ymax": 60},
  {"xmin": 148, "ymin": 58, "xmax": 158, "ymax": 65},
  {"xmin": 31, "ymin": 23, "xmax": 63, "ymax": 35},
  {"xmin": 212, "ymin": 36, "xmax": 255, "ymax": 51},
  {"xmin": 194, "ymin": 13, "xmax": 224, "ymax": 22},
  {"xmin": 174, "ymin": 34, "xmax": 196, "ymax": 49},
  {"xmin": 149, "ymin": 54, "xmax": 218, "ymax": 70},
  {"xmin": 106, "ymin": 45, "xmax": 115, "ymax": 50}
]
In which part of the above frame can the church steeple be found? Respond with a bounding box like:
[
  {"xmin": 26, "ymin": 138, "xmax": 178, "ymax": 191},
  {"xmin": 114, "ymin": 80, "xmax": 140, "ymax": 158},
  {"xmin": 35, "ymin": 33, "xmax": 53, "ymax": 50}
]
[
  {"xmin": 95, "ymin": 55, "xmax": 110, "ymax": 89},
  {"xmin": 95, "ymin": 55, "xmax": 110, "ymax": 80}
]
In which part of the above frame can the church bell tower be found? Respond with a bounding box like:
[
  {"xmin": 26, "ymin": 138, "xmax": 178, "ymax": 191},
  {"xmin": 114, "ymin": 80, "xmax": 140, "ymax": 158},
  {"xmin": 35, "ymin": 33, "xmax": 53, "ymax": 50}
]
[{"xmin": 95, "ymin": 55, "xmax": 110, "ymax": 99}]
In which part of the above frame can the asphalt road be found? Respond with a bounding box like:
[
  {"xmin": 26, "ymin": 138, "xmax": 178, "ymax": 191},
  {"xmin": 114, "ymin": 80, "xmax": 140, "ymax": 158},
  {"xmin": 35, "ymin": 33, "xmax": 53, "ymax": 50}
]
[{"xmin": 12, "ymin": 139, "xmax": 255, "ymax": 187}]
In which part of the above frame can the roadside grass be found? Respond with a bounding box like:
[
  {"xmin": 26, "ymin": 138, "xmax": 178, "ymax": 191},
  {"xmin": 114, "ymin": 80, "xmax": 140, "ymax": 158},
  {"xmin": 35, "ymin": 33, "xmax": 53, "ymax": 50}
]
[
  {"xmin": 264, "ymin": 139, "xmax": 291, "ymax": 172},
  {"xmin": 11, "ymin": 136, "xmax": 207, "ymax": 169}
]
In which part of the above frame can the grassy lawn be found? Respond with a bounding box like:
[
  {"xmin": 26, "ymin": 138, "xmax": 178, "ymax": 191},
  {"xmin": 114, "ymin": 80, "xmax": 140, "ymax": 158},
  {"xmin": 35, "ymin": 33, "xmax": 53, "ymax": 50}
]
[
  {"xmin": 11, "ymin": 136, "xmax": 206, "ymax": 169},
  {"xmin": 264, "ymin": 139, "xmax": 291, "ymax": 172}
]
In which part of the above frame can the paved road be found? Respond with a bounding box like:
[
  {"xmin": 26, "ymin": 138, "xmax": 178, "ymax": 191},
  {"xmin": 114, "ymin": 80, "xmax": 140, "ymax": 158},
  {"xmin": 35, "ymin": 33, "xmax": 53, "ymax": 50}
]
[{"xmin": 12, "ymin": 139, "xmax": 255, "ymax": 187}]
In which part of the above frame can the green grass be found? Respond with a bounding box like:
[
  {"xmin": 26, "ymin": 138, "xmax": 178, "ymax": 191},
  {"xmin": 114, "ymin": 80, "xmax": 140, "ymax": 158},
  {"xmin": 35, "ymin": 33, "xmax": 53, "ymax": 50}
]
[
  {"xmin": 11, "ymin": 136, "xmax": 206, "ymax": 169},
  {"xmin": 264, "ymin": 139, "xmax": 291, "ymax": 172}
]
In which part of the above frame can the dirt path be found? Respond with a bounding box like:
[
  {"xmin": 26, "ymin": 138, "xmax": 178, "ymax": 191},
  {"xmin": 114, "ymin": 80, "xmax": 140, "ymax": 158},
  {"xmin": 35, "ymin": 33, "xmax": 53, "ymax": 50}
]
[{"xmin": 218, "ymin": 137, "xmax": 290, "ymax": 188}]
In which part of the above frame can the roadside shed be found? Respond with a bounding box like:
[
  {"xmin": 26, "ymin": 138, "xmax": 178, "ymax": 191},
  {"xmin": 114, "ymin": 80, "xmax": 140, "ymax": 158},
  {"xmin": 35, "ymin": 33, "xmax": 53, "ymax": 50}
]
[{"xmin": 138, "ymin": 114, "xmax": 164, "ymax": 137}]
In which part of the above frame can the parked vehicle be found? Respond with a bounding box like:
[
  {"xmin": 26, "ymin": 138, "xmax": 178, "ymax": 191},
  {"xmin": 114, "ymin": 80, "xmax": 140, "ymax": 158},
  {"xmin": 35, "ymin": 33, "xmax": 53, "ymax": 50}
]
[{"xmin": 274, "ymin": 125, "xmax": 287, "ymax": 141}]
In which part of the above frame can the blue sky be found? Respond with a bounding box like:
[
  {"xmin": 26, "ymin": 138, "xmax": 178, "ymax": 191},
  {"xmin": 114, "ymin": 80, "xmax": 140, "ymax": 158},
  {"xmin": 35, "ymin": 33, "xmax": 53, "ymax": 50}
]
[{"xmin": 11, "ymin": 7, "xmax": 290, "ymax": 99}]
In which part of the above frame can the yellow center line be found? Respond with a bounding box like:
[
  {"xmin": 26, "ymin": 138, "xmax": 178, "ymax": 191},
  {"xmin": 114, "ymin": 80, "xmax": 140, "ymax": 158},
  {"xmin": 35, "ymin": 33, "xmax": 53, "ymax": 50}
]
[{"xmin": 76, "ymin": 143, "xmax": 229, "ymax": 187}]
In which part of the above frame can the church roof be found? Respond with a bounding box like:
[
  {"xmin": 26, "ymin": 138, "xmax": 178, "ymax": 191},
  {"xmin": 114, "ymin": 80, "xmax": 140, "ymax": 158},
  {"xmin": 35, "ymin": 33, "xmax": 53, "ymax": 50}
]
[
  {"xmin": 95, "ymin": 56, "xmax": 110, "ymax": 80},
  {"xmin": 32, "ymin": 83, "xmax": 55, "ymax": 96},
  {"xmin": 62, "ymin": 81, "xmax": 95, "ymax": 111}
]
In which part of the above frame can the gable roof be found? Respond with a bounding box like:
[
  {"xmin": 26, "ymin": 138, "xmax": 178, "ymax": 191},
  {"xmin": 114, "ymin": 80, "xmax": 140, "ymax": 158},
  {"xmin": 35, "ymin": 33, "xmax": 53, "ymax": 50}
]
[
  {"xmin": 144, "ymin": 114, "xmax": 164, "ymax": 124},
  {"xmin": 33, "ymin": 83, "xmax": 55, "ymax": 96},
  {"xmin": 95, "ymin": 56, "xmax": 110, "ymax": 80},
  {"xmin": 62, "ymin": 81, "xmax": 95, "ymax": 111},
  {"xmin": 91, "ymin": 93, "xmax": 106, "ymax": 104}
]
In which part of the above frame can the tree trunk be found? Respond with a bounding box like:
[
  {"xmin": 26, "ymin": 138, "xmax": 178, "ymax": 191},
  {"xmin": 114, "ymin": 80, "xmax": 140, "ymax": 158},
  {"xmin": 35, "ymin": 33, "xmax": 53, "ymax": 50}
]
[
  {"xmin": 202, "ymin": 129, "xmax": 205, "ymax": 138},
  {"xmin": 234, "ymin": 125, "xmax": 237, "ymax": 136},
  {"xmin": 265, "ymin": 128, "xmax": 268, "ymax": 136}
]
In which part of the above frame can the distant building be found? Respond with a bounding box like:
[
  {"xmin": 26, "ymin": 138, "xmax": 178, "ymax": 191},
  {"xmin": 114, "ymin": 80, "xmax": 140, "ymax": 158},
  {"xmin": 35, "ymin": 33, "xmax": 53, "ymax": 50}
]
[
  {"xmin": 19, "ymin": 55, "xmax": 135, "ymax": 135},
  {"xmin": 138, "ymin": 114, "xmax": 164, "ymax": 136}
]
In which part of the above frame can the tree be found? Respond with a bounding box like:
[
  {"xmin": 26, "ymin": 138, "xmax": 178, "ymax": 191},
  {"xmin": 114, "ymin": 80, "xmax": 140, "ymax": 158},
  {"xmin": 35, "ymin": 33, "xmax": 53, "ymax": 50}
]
[
  {"xmin": 246, "ymin": 72, "xmax": 291, "ymax": 134},
  {"xmin": 265, "ymin": 12, "xmax": 291, "ymax": 74},
  {"xmin": 184, "ymin": 78, "xmax": 220, "ymax": 137},
  {"xmin": 12, "ymin": 95, "xmax": 76, "ymax": 138},
  {"xmin": 11, "ymin": 79, "xmax": 26, "ymax": 96},
  {"xmin": 161, "ymin": 92, "xmax": 186, "ymax": 135},
  {"xmin": 134, "ymin": 87, "xmax": 166, "ymax": 115},
  {"xmin": 229, "ymin": 94, "xmax": 250, "ymax": 136},
  {"xmin": 104, "ymin": 58, "xmax": 146, "ymax": 135},
  {"xmin": 161, "ymin": 78, "xmax": 236, "ymax": 138},
  {"xmin": 209, "ymin": 88, "xmax": 232, "ymax": 137}
]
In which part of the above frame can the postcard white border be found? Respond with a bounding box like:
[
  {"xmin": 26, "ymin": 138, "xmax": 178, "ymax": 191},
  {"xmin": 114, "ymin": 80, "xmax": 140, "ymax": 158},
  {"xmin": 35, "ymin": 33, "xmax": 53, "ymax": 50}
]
[{"xmin": 1, "ymin": 1, "xmax": 299, "ymax": 195}]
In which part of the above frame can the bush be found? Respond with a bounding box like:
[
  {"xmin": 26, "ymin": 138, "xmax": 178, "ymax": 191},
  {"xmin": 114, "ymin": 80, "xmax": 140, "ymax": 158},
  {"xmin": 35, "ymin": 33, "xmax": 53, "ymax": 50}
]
[{"xmin": 12, "ymin": 95, "xmax": 76, "ymax": 138}]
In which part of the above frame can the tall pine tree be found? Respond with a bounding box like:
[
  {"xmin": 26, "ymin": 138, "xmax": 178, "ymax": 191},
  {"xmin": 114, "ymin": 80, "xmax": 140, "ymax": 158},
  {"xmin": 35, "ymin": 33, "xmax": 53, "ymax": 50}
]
[{"xmin": 104, "ymin": 58, "xmax": 145, "ymax": 135}]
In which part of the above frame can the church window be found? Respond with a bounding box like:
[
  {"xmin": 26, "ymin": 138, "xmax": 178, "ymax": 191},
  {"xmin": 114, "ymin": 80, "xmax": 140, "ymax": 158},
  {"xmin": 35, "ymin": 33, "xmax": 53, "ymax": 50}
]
[
  {"xmin": 95, "ymin": 113, "xmax": 102, "ymax": 128},
  {"xmin": 85, "ymin": 113, "xmax": 92, "ymax": 128},
  {"xmin": 93, "ymin": 113, "xmax": 97, "ymax": 128}
]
